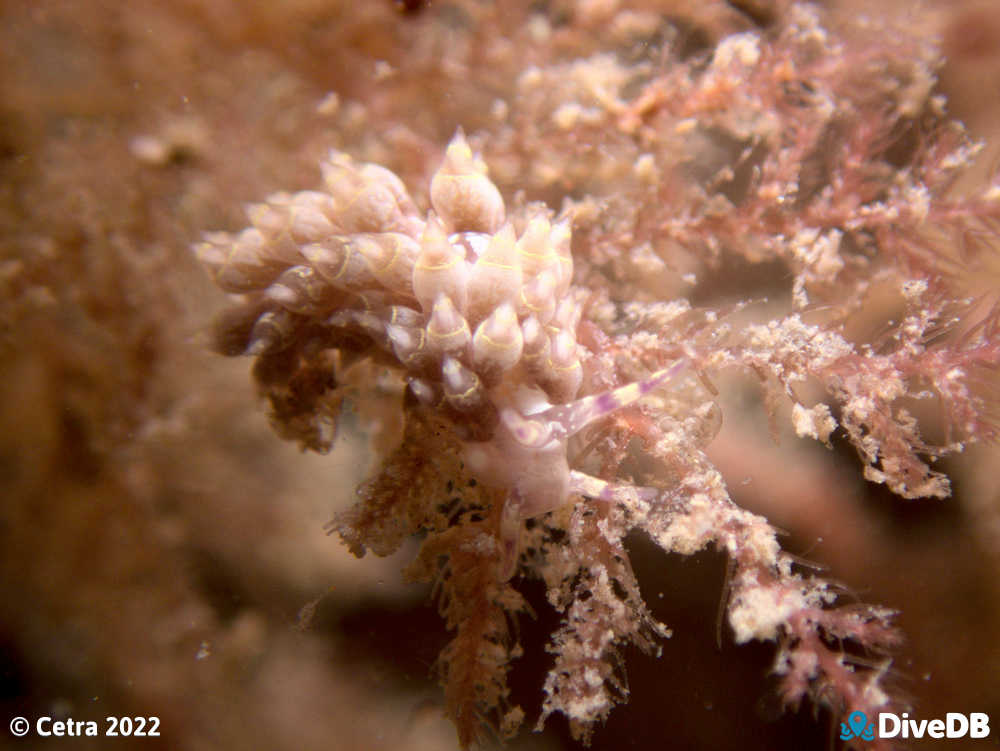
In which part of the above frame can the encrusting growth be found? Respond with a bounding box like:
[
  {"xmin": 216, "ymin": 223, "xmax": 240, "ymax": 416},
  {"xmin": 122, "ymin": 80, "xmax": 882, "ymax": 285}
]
[
  {"xmin": 194, "ymin": 127, "xmax": 893, "ymax": 747},
  {"xmin": 194, "ymin": 6, "xmax": 1000, "ymax": 747}
]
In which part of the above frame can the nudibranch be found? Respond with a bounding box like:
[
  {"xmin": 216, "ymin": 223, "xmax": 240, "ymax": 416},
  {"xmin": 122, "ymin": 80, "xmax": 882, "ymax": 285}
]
[{"xmin": 194, "ymin": 127, "xmax": 683, "ymax": 579}]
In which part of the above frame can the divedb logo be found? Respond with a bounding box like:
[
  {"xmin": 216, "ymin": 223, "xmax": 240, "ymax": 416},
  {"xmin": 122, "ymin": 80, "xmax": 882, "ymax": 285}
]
[{"xmin": 839, "ymin": 710, "xmax": 991, "ymax": 742}]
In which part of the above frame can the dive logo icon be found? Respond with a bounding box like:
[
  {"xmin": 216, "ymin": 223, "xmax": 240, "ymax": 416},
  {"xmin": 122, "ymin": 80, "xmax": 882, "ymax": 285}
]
[{"xmin": 840, "ymin": 711, "xmax": 876, "ymax": 742}]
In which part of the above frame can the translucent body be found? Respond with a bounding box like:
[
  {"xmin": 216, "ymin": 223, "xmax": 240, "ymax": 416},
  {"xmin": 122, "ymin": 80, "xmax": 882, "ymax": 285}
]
[{"xmin": 464, "ymin": 360, "xmax": 686, "ymax": 578}]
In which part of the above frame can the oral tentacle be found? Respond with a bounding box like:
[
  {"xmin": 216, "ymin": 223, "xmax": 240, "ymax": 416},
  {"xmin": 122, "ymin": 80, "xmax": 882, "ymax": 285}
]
[
  {"xmin": 539, "ymin": 359, "xmax": 687, "ymax": 440},
  {"xmin": 498, "ymin": 488, "xmax": 525, "ymax": 581},
  {"xmin": 568, "ymin": 470, "xmax": 660, "ymax": 503}
]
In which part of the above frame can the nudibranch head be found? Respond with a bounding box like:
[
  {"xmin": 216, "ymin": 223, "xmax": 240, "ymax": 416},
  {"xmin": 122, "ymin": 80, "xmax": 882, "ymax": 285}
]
[{"xmin": 500, "ymin": 407, "xmax": 555, "ymax": 449}]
